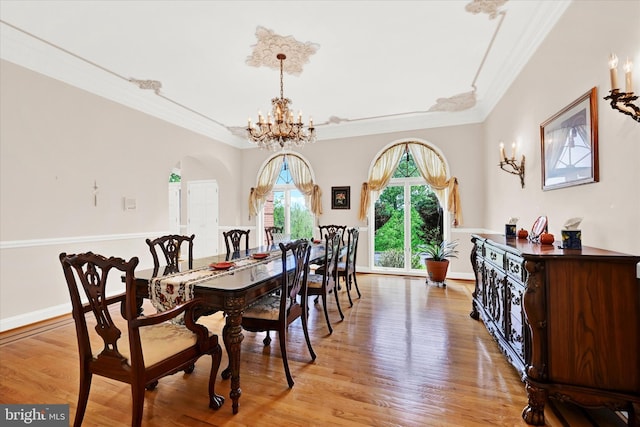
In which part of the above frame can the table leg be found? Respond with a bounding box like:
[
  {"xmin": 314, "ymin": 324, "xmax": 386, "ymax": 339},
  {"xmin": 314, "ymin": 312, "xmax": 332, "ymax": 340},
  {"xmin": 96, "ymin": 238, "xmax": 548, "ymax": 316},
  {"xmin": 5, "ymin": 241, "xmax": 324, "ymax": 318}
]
[{"xmin": 221, "ymin": 297, "xmax": 244, "ymax": 414}]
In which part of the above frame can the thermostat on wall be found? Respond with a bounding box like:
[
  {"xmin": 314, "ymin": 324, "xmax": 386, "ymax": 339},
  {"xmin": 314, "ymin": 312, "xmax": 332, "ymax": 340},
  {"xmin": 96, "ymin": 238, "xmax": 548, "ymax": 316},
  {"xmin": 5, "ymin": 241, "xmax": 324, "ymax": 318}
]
[{"xmin": 123, "ymin": 197, "xmax": 136, "ymax": 210}]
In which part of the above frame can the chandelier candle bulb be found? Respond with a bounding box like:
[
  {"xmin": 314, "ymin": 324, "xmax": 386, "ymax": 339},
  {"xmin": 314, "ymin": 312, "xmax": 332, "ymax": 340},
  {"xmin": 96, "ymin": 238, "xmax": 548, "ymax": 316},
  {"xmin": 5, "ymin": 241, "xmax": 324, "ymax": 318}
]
[
  {"xmin": 511, "ymin": 142, "xmax": 516, "ymax": 160},
  {"xmin": 499, "ymin": 142, "xmax": 506, "ymax": 162},
  {"xmin": 609, "ymin": 53, "xmax": 619, "ymax": 90},
  {"xmin": 624, "ymin": 58, "xmax": 633, "ymax": 93}
]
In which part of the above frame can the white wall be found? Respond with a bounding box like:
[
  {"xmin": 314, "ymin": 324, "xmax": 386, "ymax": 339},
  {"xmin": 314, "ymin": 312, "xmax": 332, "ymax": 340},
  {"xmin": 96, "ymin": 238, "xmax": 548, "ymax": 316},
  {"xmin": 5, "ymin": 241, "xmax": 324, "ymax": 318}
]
[
  {"xmin": 483, "ymin": 0, "xmax": 640, "ymax": 256},
  {"xmin": 0, "ymin": 60, "xmax": 244, "ymax": 330}
]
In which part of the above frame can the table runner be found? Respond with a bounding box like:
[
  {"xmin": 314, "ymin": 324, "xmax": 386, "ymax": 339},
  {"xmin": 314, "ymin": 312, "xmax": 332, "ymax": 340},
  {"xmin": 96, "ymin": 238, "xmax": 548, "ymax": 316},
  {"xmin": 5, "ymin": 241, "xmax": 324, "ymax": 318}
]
[{"xmin": 149, "ymin": 250, "xmax": 280, "ymax": 322}]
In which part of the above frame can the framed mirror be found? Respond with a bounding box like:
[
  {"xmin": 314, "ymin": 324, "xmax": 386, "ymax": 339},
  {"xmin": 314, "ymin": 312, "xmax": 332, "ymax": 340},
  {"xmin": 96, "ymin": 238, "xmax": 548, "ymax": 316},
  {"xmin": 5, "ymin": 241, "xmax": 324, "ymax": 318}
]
[{"xmin": 530, "ymin": 216, "xmax": 548, "ymax": 242}]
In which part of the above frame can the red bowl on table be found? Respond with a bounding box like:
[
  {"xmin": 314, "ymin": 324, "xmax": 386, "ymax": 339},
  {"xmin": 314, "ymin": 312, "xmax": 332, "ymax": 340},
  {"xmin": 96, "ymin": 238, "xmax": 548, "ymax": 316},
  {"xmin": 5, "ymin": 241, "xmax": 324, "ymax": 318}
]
[
  {"xmin": 252, "ymin": 253, "xmax": 269, "ymax": 260},
  {"xmin": 210, "ymin": 262, "xmax": 235, "ymax": 270}
]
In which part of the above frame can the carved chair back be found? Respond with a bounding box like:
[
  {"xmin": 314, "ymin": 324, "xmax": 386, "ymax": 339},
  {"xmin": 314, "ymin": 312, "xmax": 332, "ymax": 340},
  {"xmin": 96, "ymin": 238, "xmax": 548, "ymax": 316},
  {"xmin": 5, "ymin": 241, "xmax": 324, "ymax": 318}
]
[
  {"xmin": 145, "ymin": 234, "xmax": 195, "ymax": 276},
  {"xmin": 223, "ymin": 229, "xmax": 250, "ymax": 257},
  {"xmin": 265, "ymin": 226, "xmax": 284, "ymax": 246}
]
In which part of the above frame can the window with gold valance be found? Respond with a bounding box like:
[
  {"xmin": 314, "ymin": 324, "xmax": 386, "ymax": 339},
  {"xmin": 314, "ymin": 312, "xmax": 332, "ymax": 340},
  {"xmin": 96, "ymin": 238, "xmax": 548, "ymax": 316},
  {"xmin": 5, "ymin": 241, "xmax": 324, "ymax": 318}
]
[
  {"xmin": 359, "ymin": 141, "xmax": 462, "ymax": 226},
  {"xmin": 249, "ymin": 153, "xmax": 322, "ymax": 218}
]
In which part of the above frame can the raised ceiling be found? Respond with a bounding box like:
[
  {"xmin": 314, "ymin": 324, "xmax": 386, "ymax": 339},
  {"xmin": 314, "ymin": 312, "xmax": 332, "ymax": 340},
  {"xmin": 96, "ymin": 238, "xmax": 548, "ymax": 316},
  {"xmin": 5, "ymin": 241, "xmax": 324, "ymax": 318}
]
[{"xmin": 0, "ymin": 0, "xmax": 570, "ymax": 148}]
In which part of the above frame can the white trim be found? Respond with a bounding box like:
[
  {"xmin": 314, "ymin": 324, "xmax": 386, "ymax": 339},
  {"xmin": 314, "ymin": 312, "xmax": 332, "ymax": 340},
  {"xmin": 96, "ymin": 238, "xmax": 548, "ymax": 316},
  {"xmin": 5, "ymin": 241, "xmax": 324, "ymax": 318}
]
[
  {"xmin": 450, "ymin": 227, "xmax": 493, "ymax": 235},
  {"xmin": 0, "ymin": 302, "xmax": 71, "ymax": 332},
  {"xmin": 0, "ymin": 231, "xmax": 170, "ymax": 250}
]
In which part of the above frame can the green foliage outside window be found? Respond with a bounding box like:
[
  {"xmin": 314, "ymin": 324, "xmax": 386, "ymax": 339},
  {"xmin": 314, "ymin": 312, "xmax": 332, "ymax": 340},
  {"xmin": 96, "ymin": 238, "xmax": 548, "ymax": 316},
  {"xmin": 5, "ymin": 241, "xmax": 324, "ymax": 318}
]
[
  {"xmin": 272, "ymin": 195, "xmax": 313, "ymax": 240},
  {"xmin": 374, "ymin": 148, "xmax": 444, "ymax": 269},
  {"xmin": 290, "ymin": 204, "xmax": 313, "ymax": 239}
]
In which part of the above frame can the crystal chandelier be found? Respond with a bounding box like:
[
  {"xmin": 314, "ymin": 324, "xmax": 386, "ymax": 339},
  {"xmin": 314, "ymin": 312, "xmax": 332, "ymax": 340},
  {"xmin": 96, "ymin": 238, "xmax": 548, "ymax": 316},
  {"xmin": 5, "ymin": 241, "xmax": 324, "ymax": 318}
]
[{"xmin": 247, "ymin": 53, "xmax": 316, "ymax": 150}]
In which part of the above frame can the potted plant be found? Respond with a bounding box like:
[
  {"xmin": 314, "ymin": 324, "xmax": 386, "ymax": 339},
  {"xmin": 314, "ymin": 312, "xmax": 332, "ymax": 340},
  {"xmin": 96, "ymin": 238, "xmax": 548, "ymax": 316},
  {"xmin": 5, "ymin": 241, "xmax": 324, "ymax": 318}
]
[{"xmin": 419, "ymin": 239, "xmax": 459, "ymax": 284}]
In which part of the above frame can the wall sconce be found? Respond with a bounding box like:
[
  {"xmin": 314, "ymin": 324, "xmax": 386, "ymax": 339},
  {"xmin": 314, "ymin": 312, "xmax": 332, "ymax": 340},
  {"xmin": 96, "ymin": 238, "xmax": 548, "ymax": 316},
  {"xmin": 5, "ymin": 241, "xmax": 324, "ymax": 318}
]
[
  {"xmin": 499, "ymin": 141, "xmax": 525, "ymax": 188},
  {"xmin": 605, "ymin": 54, "xmax": 639, "ymax": 123}
]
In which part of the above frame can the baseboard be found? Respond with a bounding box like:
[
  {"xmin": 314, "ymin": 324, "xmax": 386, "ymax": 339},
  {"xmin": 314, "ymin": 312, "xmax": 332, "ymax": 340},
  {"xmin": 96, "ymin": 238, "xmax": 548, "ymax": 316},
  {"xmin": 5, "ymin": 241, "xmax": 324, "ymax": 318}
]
[{"xmin": 0, "ymin": 302, "xmax": 71, "ymax": 333}]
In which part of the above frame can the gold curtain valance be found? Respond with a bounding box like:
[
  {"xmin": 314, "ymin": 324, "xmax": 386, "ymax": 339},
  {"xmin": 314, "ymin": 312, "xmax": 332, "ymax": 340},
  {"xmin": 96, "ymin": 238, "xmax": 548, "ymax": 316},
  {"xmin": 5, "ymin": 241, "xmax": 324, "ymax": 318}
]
[
  {"xmin": 248, "ymin": 153, "xmax": 323, "ymax": 218},
  {"xmin": 358, "ymin": 142, "xmax": 463, "ymax": 226}
]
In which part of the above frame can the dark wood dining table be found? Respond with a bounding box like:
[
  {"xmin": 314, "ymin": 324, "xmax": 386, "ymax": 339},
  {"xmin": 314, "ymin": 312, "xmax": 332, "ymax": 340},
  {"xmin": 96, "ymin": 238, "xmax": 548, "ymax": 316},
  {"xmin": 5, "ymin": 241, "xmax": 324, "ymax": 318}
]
[{"xmin": 132, "ymin": 242, "xmax": 326, "ymax": 414}]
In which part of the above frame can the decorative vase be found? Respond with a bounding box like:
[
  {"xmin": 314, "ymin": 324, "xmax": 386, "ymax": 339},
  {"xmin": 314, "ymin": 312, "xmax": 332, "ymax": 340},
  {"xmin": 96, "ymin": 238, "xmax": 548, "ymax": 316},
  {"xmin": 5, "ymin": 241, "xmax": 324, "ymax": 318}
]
[
  {"xmin": 540, "ymin": 233, "xmax": 555, "ymax": 245},
  {"xmin": 426, "ymin": 259, "xmax": 450, "ymax": 283},
  {"xmin": 517, "ymin": 228, "xmax": 529, "ymax": 239}
]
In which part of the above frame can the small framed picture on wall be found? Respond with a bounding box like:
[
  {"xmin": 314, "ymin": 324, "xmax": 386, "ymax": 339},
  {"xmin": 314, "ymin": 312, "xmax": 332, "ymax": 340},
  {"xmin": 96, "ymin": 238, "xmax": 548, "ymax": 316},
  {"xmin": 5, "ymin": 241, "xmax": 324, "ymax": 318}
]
[{"xmin": 331, "ymin": 186, "xmax": 350, "ymax": 210}]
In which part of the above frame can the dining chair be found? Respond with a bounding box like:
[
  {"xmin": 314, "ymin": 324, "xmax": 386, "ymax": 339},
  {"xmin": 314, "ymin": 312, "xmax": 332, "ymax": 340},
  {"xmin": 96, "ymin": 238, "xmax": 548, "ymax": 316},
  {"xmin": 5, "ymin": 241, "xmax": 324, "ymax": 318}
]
[
  {"xmin": 337, "ymin": 227, "xmax": 361, "ymax": 306},
  {"xmin": 318, "ymin": 224, "xmax": 347, "ymax": 244},
  {"xmin": 59, "ymin": 251, "xmax": 224, "ymax": 427},
  {"xmin": 314, "ymin": 224, "xmax": 346, "ymax": 276},
  {"xmin": 223, "ymin": 229, "xmax": 250, "ymax": 257},
  {"xmin": 264, "ymin": 226, "xmax": 283, "ymax": 246},
  {"xmin": 306, "ymin": 233, "xmax": 344, "ymax": 334},
  {"xmin": 241, "ymin": 239, "xmax": 315, "ymax": 388},
  {"xmin": 145, "ymin": 234, "xmax": 195, "ymax": 277}
]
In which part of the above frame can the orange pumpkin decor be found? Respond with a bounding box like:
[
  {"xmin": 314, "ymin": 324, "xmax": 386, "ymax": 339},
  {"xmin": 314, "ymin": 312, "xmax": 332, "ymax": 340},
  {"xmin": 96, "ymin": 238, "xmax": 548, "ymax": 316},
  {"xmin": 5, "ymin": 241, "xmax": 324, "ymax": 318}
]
[
  {"xmin": 517, "ymin": 228, "xmax": 529, "ymax": 239},
  {"xmin": 540, "ymin": 232, "xmax": 555, "ymax": 245}
]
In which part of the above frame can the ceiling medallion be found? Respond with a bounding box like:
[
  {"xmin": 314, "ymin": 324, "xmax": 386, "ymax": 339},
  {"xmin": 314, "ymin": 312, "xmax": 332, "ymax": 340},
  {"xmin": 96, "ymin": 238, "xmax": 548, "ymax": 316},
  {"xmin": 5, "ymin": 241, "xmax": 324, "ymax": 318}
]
[
  {"xmin": 465, "ymin": 0, "xmax": 508, "ymax": 20},
  {"xmin": 246, "ymin": 26, "xmax": 319, "ymax": 75}
]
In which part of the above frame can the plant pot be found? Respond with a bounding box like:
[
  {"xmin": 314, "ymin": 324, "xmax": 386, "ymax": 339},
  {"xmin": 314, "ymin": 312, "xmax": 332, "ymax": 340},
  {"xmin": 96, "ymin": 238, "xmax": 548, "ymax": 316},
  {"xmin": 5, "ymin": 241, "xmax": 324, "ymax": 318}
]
[{"xmin": 425, "ymin": 259, "xmax": 450, "ymax": 283}]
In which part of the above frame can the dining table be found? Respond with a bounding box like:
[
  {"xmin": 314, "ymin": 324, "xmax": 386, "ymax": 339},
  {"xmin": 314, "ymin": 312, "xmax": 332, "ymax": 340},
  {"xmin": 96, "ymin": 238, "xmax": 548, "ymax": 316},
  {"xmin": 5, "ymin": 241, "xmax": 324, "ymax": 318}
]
[{"xmin": 132, "ymin": 241, "xmax": 327, "ymax": 414}]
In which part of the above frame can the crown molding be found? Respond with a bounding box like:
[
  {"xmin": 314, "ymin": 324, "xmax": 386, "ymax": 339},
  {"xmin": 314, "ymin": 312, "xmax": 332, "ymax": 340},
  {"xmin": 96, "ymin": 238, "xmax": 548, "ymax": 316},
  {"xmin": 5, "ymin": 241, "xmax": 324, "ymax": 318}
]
[{"xmin": 0, "ymin": 21, "xmax": 248, "ymax": 148}]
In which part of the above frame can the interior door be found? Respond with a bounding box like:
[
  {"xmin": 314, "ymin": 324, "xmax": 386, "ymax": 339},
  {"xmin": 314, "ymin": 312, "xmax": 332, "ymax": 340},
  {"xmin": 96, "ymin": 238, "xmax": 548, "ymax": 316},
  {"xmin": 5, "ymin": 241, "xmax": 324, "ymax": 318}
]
[
  {"xmin": 168, "ymin": 182, "xmax": 181, "ymax": 235},
  {"xmin": 187, "ymin": 180, "xmax": 218, "ymax": 258}
]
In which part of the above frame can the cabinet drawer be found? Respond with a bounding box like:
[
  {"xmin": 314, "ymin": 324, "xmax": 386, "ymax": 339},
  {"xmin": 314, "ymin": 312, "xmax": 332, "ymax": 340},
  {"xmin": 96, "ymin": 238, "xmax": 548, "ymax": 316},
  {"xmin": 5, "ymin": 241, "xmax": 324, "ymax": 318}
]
[
  {"xmin": 485, "ymin": 246, "xmax": 505, "ymax": 269},
  {"xmin": 506, "ymin": 253, "xmax": 525, "ymax": 282}
]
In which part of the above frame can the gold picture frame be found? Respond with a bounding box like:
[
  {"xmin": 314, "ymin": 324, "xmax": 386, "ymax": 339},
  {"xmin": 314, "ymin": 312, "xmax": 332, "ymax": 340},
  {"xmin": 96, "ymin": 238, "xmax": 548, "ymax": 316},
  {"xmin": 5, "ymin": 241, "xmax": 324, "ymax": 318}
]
[{"xmin": 331, "ymin": 186, "xmax": 350, "ymax": 210}]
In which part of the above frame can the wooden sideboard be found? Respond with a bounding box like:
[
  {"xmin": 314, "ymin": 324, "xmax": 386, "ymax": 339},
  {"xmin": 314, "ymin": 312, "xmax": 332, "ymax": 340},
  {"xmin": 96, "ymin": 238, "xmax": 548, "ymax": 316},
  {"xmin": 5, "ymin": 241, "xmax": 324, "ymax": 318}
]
[{"xmin": 470, "ymin": 234, "xmax": 640, "ymax": 426}]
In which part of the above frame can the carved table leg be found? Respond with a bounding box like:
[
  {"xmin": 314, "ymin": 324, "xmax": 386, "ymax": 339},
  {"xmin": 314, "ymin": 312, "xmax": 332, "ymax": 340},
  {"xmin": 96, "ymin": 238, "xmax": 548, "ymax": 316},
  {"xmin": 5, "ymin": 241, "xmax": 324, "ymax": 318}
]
[
  {"xmin": 220, "ymin": 297, "xmax": 244, "ymax": 414},
  {"xmin": 521, "ymin": 381, "xmax": 546, "ymax": 425}
]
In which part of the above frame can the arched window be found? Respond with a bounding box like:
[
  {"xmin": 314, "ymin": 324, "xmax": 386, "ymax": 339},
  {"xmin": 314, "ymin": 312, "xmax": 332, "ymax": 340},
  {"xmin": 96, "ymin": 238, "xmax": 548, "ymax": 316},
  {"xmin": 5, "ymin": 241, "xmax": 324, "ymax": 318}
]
[
  {"xmin": 362, "ymin": 141, "xmax": 462, "ymax": 273},
  {"xmin": 250, "ymin": 153, "xmax": 321, "ymax": 244}
]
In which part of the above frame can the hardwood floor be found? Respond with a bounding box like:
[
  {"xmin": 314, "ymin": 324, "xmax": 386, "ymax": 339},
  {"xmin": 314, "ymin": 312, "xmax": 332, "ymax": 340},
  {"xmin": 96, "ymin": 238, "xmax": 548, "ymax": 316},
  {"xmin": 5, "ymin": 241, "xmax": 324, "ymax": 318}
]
[{"xmin": 0, "ymin": 274, "xmax": 628, "ymax": 426}]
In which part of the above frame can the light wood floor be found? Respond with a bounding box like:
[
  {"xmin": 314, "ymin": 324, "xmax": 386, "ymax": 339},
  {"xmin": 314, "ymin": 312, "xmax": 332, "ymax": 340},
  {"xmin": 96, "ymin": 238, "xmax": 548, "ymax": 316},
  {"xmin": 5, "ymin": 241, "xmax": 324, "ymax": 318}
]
[{"xmin": 0, "ymin": 275, "xmax": 628, "ymax": 426}]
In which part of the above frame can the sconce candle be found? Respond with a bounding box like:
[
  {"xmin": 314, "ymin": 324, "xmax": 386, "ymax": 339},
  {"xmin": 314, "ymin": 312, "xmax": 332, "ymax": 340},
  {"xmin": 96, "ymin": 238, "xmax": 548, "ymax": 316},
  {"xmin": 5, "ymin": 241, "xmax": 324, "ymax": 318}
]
[
  {"xmin": 498, "ymin": 142, "xmax": 525, "ymax": 188},
  {"xmin": 609, "ymin": 53, "xmax": 619, "ymax": 90},
  {"xmin": 624, "ymin": 58, "xmax": 633, "ymax": 93},
  {"xmin": 604, "ymin": 53, "xmax": 640, "ymax": 123}
]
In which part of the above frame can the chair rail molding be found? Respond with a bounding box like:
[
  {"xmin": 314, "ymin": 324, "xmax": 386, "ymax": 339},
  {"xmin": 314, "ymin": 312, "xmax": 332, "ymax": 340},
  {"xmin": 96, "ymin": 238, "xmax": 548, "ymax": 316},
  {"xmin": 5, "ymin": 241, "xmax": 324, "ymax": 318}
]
[{"xmin": 0, "ymin": 231, "xmax": 170, "ymax": 250}]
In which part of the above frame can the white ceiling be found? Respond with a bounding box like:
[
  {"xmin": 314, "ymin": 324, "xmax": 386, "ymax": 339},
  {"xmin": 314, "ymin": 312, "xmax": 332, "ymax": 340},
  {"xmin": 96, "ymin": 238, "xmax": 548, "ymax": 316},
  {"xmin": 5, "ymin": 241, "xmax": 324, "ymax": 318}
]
[{"xmin": 0, "ymin": 0, "xmax": 570, "ymax": 148}]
